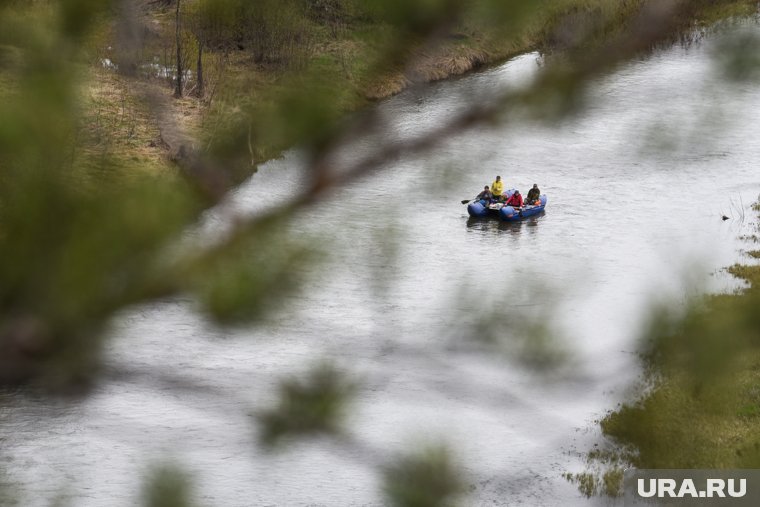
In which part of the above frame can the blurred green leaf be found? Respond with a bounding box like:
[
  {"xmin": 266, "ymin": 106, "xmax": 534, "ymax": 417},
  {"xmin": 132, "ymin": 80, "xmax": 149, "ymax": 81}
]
[
  {"xmin": 59, "ymin": 0, "xmax": 111, "ymax": 40},
  {"xmin": 713, "ymin": 28, "xmax": 760, "ymax": 82},
  {"xmin": 189, "ymin": 220, "xmax": 318, "ymax": 325},
  {"xmin": 142, "ymin": 465, "xmax": 196, "ymax": 507},
  {"xmin": 382, "ymin": 444, "xmax": 467, "ymax": 507},
  {"xmin": 256, "ymin": 363, "xmax": 357, "ymax": 447}
]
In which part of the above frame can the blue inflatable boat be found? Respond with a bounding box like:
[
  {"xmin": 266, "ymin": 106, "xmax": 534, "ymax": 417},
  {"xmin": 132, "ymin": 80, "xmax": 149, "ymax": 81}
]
[{"xmin": 467, "ymin": 190, "xmax": 547, "ymax": 222}]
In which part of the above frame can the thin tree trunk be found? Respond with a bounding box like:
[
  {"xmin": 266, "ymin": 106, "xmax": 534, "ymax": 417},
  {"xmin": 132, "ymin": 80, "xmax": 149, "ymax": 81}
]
[
  {"xmin": 174, "ymin": 0, "xmax": 183, "ymax": 98},
  {"xmin": 194, "ymin": 38, "xmax": 204, "ymax": 98}
]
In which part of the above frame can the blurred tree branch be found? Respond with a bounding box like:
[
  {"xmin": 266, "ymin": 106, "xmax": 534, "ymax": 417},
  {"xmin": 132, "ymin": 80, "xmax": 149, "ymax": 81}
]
[
  {"xmin": 0, "ymin": 0, "xmax": 753, "ymax": 397},
  {"xmin": 1, "ymin": 0, "xmax": 759, "ymax": 504}
]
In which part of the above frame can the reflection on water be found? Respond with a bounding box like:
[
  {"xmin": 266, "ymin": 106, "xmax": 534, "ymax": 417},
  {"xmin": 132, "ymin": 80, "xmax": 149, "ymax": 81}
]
[
  {"xmin": 466, "ymin": 213, "xmax": 546, "ymax": 235},
  {"xmin": 3, "ymin": 32, "xmax": 760, "ymax": 507}
]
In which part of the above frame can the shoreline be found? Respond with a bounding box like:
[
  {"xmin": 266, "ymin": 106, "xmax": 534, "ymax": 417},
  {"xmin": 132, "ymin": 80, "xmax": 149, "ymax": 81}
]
[
  {"xmin": 572, "ymin": 201, "xmax": 760, "ymax": 496},
  {"xmin": 66, "ymin": 0, "xmax": 759, "ymax": 170}
]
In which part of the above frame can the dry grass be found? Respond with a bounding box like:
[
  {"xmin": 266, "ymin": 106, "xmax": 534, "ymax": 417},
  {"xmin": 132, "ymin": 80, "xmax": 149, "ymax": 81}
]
[
  {"xmin": 364, "ymin": 73, "xmax": 410, "ymax": 100},
  {"xmin": 365, "ymin": 45, "xmax": 493, "ymax": 100},
  {"xmin": 80, "ymin": 68, "xmax": 172, "ymax": 172},
  {"xmin": 78, "ymin": 64, "xmax": 206, "ymax": 174},
  {"xmin": 70, "ymin": 0, "xmax": 760, "ymax": 171},
  {"xmin": 409, "ymin": 46, "xmax": 490, "ymax": 82}
]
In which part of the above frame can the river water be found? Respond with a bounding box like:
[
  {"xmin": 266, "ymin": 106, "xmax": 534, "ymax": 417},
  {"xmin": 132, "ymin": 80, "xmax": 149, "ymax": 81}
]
[{"xmin": 2, "ymin": 29, "xmax": 760, "ymax": 507}]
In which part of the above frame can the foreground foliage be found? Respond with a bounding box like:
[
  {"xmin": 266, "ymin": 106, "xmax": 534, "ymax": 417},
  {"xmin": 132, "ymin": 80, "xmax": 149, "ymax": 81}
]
[
  {"xmin": 601, "ymin": 244, "xmax": 760, "ymax": 470},
  {"xmin": 1, "ymin": 0, "xmax": 759, "ymax": 505},
  {"xmin": 572, "ymin": 207, "xmax": 760, "ymax": 497}
]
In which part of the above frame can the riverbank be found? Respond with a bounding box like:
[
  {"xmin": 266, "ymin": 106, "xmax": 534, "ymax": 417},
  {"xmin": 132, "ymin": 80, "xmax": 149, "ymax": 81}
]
[
  {"xmin": 602, "ymin": 236, "xmax": 760, "ymax": 467},
  {"xmin": 66, "ymin": 0, "xmax": 760, "ymax": 171},
  {"xmin": 573, "ymin": 203, "xmax": 760, "ymax": 495},
  {"xmin": 5, "ymin": 0, "xmax": 756, "ymax": 174}
]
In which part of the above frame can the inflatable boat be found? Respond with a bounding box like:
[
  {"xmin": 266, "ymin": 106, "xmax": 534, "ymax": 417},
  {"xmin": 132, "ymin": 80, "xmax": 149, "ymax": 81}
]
[{"xmin": 467, "ymin": 190, "xmax": 547, "ymax": 221}]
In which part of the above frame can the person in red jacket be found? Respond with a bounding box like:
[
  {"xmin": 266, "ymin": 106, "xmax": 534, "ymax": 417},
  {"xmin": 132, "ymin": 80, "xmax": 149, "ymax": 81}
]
[{"xmin": 505, "ymin": 190, "xmax": 523, "ymax": 208}]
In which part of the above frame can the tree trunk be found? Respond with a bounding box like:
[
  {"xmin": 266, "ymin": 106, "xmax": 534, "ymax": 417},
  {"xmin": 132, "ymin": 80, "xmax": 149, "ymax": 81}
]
[
  {"xmin": 194, "ymin": 38, "xmax": 204, "ymax": 98},
  {"xmin": 174, "ymin": 0, "xmax": 183, "ymax": 98}
]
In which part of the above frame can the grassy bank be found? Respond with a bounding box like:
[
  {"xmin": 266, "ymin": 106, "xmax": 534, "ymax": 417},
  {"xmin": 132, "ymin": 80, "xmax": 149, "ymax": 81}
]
[
  {"xmin": 570, "ymin": 203, "xmax": 760, "ymax": 496},
  {"xmin": 47, "ymin": 0, "xmax": 756, "ymax": 171},
  {"xmin": 602, "ymin": 256, "xmax": 760, "ymax": 468},
  {"xmin": 4, "ymin": 0, "xmax": 757, "ymax": 174}
]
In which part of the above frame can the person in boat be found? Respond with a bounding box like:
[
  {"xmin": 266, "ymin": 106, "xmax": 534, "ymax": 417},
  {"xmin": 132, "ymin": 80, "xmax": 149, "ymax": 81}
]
[
  {"xmin": 505, "ymin": 189, "xmax": 523, "ymax": 208},
  {"xmin": 476, "ymin": 185, "xmax": 493, "ymax": 204},
  {"xmin": 491, "ymin": 176, "xmax": 504, "ymax": 199},
  {"xmin": 526, "ymin": 184, "xmax": 540, "ymax": 205}
]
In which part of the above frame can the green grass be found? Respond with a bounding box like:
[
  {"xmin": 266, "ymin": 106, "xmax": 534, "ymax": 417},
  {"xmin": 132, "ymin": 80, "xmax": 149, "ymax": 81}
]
[
  {"xmin": 569, "ymin": 200, "xmax": 760, "ymax": 497},
  {"xmin": 595, "ymin": 212, "xmax": 760, "ymax": 472}
]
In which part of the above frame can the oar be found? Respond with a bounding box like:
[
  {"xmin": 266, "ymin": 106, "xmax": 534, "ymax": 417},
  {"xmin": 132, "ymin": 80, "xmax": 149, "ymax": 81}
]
[{"xmin": 461, "ymin": 198, "xmax": 476, "ymax": 204}]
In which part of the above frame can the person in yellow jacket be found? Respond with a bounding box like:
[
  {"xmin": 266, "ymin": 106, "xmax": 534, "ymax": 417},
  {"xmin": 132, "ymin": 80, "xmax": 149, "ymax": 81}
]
[{"xmin": 491, "ymin": 175, "xmax": 504, "ymax": 199}]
